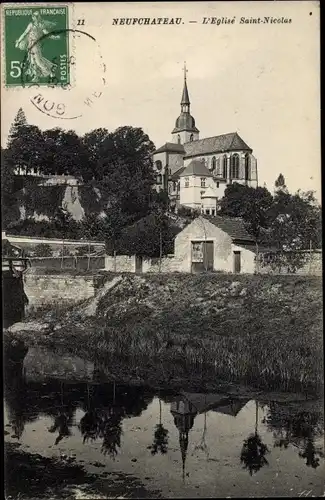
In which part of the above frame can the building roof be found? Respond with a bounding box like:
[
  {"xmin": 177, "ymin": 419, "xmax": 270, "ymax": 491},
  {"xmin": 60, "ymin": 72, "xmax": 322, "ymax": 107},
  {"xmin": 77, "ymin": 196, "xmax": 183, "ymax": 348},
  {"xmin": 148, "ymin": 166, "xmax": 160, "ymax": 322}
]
[
  {"xmin": 184, "ymin": 132, "xmax": 252, "ymax": 157},
  {"xmin": 172, "ymin": 113, "xmax": 199, "ymax": 134},
  {"xmin": 181, "ymin": 78, "xmax": 190, "ymax": 105},
  {"xmin": 171, "ymin": 166, "xmax": 186, "ymax": 180},
  {"xmin": 210, "ymin": 399, "xmax": 250, "ymax": 417},
  {"xmin": 202, "ymin": 215, "xmax": 255, "ymax": 242},
  {"xmin": 179, "ymin": 160, "xmax": 213, "ymax": 177},
  {"xmin": 154, "ymin": 142, "xmax": 185, "ymax": 154},
  {"xmin": 201, "ymin": 186, "xmax": 218, "ymax": 199}
]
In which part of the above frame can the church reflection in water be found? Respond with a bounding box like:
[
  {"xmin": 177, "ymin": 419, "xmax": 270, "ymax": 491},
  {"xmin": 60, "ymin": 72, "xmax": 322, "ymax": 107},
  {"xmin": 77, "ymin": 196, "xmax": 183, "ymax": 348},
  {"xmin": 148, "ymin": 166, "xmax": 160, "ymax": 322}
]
[
  {"xmin": 170, "ymin": 392, "xmax": 250, "ymax": 480},
  {"xmin": 4, "ymin": 350, "xmax": 324, "ymax": 480}
]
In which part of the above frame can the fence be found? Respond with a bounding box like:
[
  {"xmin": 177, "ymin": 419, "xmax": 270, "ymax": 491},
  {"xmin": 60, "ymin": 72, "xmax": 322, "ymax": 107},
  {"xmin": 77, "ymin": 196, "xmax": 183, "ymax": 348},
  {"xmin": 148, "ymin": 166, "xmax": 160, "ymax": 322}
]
[
  {"xmin": 29, "ymin": 255, "xmax": 105, "ymax": 271},
  {"xmin": 2, "ymin": 231, "xmax": 105, "ymax": 249}
]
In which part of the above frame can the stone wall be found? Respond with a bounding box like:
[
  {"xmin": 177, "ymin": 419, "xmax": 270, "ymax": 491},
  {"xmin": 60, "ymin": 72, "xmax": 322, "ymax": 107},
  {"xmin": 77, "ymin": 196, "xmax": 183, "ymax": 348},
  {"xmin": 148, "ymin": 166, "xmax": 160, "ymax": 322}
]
[
  {"xmin": 24, "ymin": 273, "xmax": 98, "ymax": 308},
  {"xmin": 142, "ymin": 255, "xmax": 180, "ymax": 273},
  {"xmin": 104, "ymin": 255, "xmax": 136, "ymax": 272},
  {"xmin": 259, "ymin": 250, "xmax": 322, "ymax": 276}
]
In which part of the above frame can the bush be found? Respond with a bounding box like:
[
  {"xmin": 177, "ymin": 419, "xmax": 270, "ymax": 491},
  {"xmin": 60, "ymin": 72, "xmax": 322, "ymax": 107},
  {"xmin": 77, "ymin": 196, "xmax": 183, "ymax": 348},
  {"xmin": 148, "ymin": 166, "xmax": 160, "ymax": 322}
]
[
  {"xmin": 75, "ymin": 245, "xmax": 97, "ymax": 256},
  {"xmin": 58, "ymin": 247, "xmax": 73, "ymax": 257},
  {"xmin": 33, "ymin": 243, "xmax": 53, "ymax": 257}
]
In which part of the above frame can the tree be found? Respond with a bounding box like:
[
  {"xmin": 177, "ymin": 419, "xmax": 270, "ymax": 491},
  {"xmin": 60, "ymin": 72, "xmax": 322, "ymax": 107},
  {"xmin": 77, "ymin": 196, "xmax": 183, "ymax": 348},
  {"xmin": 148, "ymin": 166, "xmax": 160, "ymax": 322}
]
[
  {"xmin": 102, "ymin": 203, "xmax": 133, "ymax": 255},
  {"xmin": 82, "ymin": 127, "xmax": 110, "ymax": 180},
  {"xmin": 1, "ymin": 148, "xmax": 19, "ymax": 227},
  {"xmin": 267, "ymin": 189, "xmax": 322, "ymax": 251},
  {"xmin": 51, "ymin": 207, "xmax": 81, "ymax": 239},
  {"xmin": 33, "ymin": 243, "xmax": 53, "ymax": 257},
  {"xmin": 274, "ymin": 173, "xmax": 287, "ymax": 191},
  {"xmin": 219, "ymin": 183, "xmax": 273, "ymax": 241},
  {"xmin": 6, "ymin": 124, "xmax": 45, "ymax": 175},
  {"xmin": 265, "ymin": 403, "xmax": 324, "ymax": 468},
  {"xmin": 7, "ymin": 108, "xmax": 27, "ymax": 145},
  {"xmin": 149, "ymin": 397, "xmax": 169, "ymax": 455},
  {"xmin": 114, "ymin": 213, "xmax": 180, "ymax": 258},
  {"xmin": 240, "ymin": 401, "xmax": 269, "ymax": 475},
  {"xmin": 42, "ymin": 128, "xmax": 90, "ymax": 177},
  {"xmin": 79, "ymin": 213, "xmax": 106, "ymax": 241},
  {"xmin": 95, "ymin": 127, "xmax": 156, "ymax": 217}
]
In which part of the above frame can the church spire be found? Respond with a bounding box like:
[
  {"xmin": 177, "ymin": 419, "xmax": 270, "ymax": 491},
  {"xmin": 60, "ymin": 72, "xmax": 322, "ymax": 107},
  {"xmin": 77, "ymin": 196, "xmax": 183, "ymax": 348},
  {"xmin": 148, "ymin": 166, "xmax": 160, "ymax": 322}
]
[
  {"xmin": 171, "ymin": 62, "xmax": 199, "ymax": 143},
  {"xmin": 181, "ymin": 62, "xmax": 190, "ymax": 109}
]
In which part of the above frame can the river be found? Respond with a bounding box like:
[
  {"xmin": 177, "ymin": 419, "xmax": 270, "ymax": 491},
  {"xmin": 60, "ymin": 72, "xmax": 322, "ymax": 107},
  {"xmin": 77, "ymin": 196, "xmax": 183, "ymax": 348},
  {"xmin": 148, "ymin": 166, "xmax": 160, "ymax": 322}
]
[{"xmin": 4, "ymin": 346, "xmax": 325, "ymax": 499}]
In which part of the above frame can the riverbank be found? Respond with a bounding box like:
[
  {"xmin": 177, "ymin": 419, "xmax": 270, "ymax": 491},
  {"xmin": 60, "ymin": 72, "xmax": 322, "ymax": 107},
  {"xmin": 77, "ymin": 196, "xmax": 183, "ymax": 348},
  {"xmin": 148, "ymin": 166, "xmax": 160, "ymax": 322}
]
[{"xmin": 5, "ymin": 273, "xmax": 323, "ymax": 395}]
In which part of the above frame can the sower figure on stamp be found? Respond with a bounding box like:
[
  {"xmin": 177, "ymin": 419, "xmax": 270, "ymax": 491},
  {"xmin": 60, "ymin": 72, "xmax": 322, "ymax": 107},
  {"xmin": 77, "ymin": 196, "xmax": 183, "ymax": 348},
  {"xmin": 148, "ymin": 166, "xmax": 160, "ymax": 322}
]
[{"xmin": 15, "ymin": 11, "xmax": 60, "ymax": 82}]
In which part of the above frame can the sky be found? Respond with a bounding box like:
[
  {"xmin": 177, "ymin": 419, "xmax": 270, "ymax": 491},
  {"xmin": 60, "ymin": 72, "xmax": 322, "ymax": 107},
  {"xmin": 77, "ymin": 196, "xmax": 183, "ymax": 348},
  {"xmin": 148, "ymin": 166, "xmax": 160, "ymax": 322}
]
[{"xmin": 1, "ymin": 1, "xmax": 321, "ymax": 198}]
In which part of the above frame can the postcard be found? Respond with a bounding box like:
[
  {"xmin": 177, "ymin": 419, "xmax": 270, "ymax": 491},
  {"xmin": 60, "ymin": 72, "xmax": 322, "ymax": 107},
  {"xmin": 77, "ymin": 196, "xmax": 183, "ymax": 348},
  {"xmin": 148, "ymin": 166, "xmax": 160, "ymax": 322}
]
[{"xmin": 2, "ymin": 2, "xmax": 322, "ymax": 499}]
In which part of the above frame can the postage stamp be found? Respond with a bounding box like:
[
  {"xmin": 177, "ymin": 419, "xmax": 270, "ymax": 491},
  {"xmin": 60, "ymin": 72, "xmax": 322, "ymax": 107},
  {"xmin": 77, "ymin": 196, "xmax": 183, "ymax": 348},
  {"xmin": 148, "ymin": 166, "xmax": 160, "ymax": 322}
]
[{"xmin": 3, "ymin": 4, "xmax": 70, "ymax": 87}]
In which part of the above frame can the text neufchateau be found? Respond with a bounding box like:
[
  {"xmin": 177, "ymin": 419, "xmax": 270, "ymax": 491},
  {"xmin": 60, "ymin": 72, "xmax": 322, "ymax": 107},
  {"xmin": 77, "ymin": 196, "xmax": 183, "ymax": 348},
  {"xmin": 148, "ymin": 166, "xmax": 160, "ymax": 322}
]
[{"xmin": 112, "ymin": 16, "xmax": 292, "ymax": 26}]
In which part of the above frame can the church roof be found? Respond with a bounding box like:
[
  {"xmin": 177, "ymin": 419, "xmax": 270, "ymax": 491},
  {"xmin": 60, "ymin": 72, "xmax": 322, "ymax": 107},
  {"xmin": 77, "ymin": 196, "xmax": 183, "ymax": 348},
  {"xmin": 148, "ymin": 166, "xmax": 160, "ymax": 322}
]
[
  {"xmin": 201, "ymin": 186, "xmax": 218, "ymax": 199},
  {"xmin": 202, "ymin": 215, "xmax": 255, "ymax": 242},
  {"xmin": 179, "ymin": 160, "xmax": 213, "ymax": 177},
  {"xmin": 181, "ymin": 79, "xmax": 190, "ymax": 105},
  {"xmin": 184, "ymin": 132, "xmax": 252, "ymax": 157},
  {"xmin": 154, "ymin": 142, "xmax": 185, "ymax": 154},
  {"xmin": 172, "ymin": 112, "xmax": 199, "ymax": 134},
  {"xmin": 210, "ymin": 399, "xmax": 250, "ymax": 417}
]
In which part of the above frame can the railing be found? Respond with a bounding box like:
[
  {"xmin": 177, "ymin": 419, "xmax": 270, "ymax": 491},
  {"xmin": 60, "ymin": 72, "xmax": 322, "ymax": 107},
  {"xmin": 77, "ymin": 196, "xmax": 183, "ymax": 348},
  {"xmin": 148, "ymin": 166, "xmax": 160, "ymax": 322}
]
[{"xmin": 2, "ymin": 257, "xmax": 31, "ymax": 273}]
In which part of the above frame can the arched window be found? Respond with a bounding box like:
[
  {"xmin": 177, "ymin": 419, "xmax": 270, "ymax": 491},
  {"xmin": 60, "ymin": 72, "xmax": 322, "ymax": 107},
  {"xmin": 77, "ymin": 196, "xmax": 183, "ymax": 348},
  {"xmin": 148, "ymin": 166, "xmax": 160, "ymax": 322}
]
[
  {"xmin": 222, "ymin": 155, "xmax": 227, "ymax": 178},
  {"xmin": 177, "ymin": 134, "xmax": 181, "ymax": 144},
  {"xmin": 244, "ymin": 153, "xmax": 250, "ymax": 181},
  {"xmin": 216, "ymin": 158, "xmax": 221, "ymax": 176},
  {"xmin": 156, "ymin": 174, "xmax": 162, "ymax": 185},
  {"xmin": 155, "ymin": 160, "xmax": 162, "ymax": 171},
  {"xmin": 230, "ymin": 154, "xmax": 239, "ymax": 179},
  {"xmin": 211, "ymin": 156, "xmax": 216, "ymax": 172},
  {"xmin": 190, "ymin": 134, "xmax": 194, "ymax": 142}
]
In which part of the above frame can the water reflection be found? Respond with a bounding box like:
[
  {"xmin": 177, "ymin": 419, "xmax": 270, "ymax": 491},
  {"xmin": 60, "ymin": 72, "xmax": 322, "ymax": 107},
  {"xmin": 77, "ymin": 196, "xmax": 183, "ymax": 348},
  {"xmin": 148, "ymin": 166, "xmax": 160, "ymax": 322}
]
[
  {"xmin": 3, "ymin": 348, "xmax": 324, "ymax": 494},
  {"xmin": 263, "ymin": 401, "xmax": 324, "ymax": 469},
  {"xmin": 240, "ymin": 401, "xmax": 269, "ymax": 475},
  {"xmin": 149, "ymin": 396, "xmax": 169, "ymax": 456}
]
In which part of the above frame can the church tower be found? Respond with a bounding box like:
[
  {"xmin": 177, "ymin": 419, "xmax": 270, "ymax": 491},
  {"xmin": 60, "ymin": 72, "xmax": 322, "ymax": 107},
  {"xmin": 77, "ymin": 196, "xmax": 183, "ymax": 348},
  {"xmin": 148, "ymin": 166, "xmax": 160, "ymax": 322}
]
[
  {"xmin": 170, "ymin": 397, "xmax": 197, "ymax": 482},
  {"xmin": 172, "ymin": 63, "xmax": 199, "ymax": 145}
]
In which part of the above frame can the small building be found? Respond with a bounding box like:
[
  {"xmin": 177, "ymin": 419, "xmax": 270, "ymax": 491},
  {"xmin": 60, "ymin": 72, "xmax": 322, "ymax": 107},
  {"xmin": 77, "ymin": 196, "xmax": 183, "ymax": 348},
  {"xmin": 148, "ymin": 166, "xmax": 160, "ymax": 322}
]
[{"xmin": 174, "ymin": 215, "xmax": 258, "ymax": 274}]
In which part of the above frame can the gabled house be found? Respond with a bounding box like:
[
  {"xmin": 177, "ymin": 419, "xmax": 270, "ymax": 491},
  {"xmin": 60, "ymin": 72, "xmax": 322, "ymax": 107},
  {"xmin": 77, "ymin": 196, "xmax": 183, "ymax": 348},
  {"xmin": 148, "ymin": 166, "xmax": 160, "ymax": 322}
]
[{"xmin": 173, "ymin": 215, "xmax": 258, "ymax": 273}]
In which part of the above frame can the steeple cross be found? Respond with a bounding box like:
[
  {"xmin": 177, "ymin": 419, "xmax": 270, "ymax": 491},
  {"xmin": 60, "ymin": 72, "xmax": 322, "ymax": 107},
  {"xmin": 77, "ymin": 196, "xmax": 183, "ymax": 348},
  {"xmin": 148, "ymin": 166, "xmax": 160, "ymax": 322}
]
[{"xmin": 183, "ymin": 61, "xmax": 188, "ymax": 81}]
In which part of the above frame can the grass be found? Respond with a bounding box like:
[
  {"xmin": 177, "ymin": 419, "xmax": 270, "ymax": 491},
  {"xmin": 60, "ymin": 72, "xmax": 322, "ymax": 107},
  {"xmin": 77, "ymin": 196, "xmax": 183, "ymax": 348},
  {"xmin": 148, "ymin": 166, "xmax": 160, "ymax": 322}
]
[{"xmin": 6, "ymin": 273, "xmax": 323, "ymax": 395}]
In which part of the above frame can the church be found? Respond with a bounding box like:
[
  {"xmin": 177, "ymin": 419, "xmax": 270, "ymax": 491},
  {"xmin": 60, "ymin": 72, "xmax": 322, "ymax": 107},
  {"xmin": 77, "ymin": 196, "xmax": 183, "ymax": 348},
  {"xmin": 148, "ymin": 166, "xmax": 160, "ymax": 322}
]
[{"xmin": 152, "ymin": 64, "xmax": 258, "ymax": 214}]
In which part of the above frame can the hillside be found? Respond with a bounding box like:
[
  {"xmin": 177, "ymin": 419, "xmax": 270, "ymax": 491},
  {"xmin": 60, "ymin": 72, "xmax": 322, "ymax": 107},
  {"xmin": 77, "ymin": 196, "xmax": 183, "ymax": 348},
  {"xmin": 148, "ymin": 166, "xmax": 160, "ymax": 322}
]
[
  {"xmin": 11, "ymin": 176, "xmax": 110, "ymax": 222},
  {"xmin": 7, "ymin": 273, "xmax": 323, "ymax": 394}
]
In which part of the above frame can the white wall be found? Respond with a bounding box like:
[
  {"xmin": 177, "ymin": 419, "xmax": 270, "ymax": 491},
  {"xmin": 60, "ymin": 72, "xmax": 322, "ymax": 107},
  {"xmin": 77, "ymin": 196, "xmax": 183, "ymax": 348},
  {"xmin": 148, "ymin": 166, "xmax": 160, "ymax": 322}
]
[
  {"xmin": 174, "ymin": 217, "xmax": 256, "ymax": 273},
  {"xmin": 5, "ymin": 234, "xmax": 105, "ymax": 247},
  {"xmin": 179, "ymin": 175, "xmax": 215, "ymax": 208},
  {"xmin": 201, "ymin": 197, "xmax": 218, "ymax": 215},
  {"xmin": 104, "ymin": 255, "xmax": 136, "ymax": 272},
  {"xmin": 172, "ymin": 130, "xmax": 199, "ymax": 144}
]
